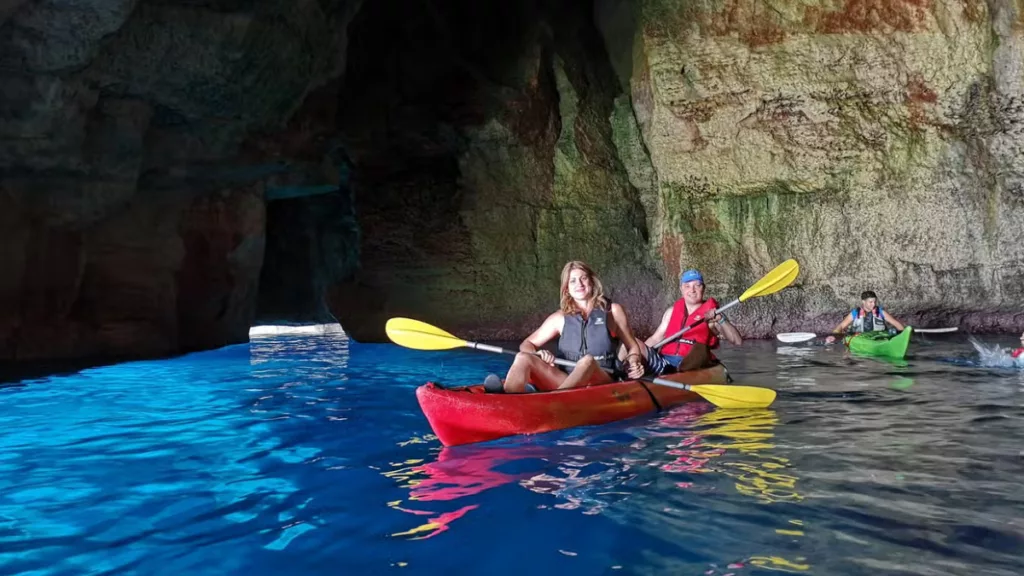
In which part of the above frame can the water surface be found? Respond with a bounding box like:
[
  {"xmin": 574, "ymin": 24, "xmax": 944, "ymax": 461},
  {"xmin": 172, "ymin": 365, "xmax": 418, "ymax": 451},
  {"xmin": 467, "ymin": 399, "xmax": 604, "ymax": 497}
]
[{"xmin": 1, "ymin": 330, "xmax": 1022, "ymax": 575}]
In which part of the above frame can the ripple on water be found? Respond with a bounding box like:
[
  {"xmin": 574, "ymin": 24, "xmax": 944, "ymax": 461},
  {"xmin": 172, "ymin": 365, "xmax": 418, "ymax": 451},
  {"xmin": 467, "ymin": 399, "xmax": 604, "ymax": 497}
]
[{"xmin": 1, "ymin": 334, "xmax": 1023, "ymax": 575}]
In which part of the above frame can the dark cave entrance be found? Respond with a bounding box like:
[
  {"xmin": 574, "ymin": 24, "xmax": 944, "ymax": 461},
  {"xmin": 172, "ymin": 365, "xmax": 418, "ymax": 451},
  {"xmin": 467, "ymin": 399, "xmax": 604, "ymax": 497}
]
[{"xmin": 254, "ymin": 176, "xmax": 360, "ymax": 327}]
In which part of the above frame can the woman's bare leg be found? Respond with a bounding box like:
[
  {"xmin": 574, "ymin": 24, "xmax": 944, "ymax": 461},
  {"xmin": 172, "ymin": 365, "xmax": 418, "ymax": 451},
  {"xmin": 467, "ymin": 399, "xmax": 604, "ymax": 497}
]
[
  {"xmin": 504, "ymin": 352, "xmax": 566, "ymax": 393},
  {"xmin": 557, "ymin": 355, "xmax": 613, "ymax": 390}
]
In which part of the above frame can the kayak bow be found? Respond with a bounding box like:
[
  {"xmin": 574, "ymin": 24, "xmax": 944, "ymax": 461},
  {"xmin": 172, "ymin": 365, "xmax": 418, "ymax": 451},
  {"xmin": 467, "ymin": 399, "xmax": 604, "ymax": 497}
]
[{"xmin": 845, "ymin": 327, "xmax": 913, "ymax": 359}]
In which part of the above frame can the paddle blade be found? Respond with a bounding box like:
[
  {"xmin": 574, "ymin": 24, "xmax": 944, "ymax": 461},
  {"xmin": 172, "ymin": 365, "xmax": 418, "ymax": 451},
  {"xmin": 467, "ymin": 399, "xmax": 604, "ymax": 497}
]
[
  {"xmin": 691, "ymin": 384, "xmax": 778, "ymax": 409},
  {"xmin": 914, "ymin": 327, "xmax": 958, "ymax": 334},
  {"xmin": 385, "ymin": 317, "xmax": 467, "ymax": 350},
  {"xmin": 739, "ymin": 259, "xmax": 799, "ymax": 302},
  {"xmin": 776, "ymin": 332, "xmax": 817, "ymax": 343}
]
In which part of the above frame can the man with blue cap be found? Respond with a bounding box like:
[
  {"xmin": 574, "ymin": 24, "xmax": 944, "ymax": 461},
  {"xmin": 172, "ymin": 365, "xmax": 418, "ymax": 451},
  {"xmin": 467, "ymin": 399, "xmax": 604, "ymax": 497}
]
[{"xmin": 637, "ymin": 268, "xmax": 743, "ymax": 373}]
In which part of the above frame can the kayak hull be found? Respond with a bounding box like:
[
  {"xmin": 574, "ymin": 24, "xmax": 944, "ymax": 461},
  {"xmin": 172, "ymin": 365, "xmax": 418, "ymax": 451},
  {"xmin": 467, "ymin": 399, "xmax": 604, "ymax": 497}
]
[
  {"xmin": 415, "ymin": 364, "xmax": 729, "ymax": 447},
  {"xmin": 845, "ymin": 327, "xmax": 913, "ymax": 359}
]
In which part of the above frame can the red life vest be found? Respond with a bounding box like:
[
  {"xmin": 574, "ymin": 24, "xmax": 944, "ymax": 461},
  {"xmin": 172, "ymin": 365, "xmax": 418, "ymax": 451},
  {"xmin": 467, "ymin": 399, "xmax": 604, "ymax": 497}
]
[
  {"xmin": 1012, "ymin": 348, "xmax": 1024, "ymax": 359},
  {"xmin": 660, "ymin": 297, "xmax": 719, "ymax": 356}
]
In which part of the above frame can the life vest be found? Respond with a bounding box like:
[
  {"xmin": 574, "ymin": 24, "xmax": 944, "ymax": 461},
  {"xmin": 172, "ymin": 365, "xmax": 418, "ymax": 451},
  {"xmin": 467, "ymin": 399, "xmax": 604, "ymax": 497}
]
[
  {"xmin": 851, "ymin": 306, "xmax": 887, "ymax": 333},
  {"xmin": 1012, "ymin": 348, "xmax": 1023, "ymax": 359},
  {"xmin": 557, "ymin": 306, "xmax": 619, "ymax": 370},
  {"xmin": 660, "ymin": 298, "xmax": 719, "ymax": 357}
]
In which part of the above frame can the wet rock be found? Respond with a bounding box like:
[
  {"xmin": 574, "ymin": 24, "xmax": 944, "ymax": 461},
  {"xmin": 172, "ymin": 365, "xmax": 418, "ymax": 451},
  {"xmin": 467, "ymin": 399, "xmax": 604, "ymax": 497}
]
[
  {"xmin": 0, "ymin": 0, "xmax": 362, "ymax": 366},
  {"xmin": 3, "ymin": 0, "xmax": 1024, "ymax": 373},
  {"xmin": 325, "ymin": 0, "xmax": 660, "ymax": 341},
  {"xmin": 604, "ymin": 0, "xmax": 1024, "ymax": 335}
]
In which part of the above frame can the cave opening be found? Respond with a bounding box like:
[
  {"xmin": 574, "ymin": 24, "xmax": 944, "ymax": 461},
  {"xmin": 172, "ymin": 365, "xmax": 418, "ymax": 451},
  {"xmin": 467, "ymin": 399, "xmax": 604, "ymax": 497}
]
[{"xmin": 255, "ymin": 182, "xmax": 359, "ymax": 327}]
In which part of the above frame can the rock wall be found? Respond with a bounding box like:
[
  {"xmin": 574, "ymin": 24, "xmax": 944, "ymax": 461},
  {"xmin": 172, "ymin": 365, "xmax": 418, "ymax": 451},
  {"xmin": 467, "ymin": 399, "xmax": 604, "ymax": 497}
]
[
  {"xmin": 601, "ymin": 0, "xmax": 1024, "ymax": 334},
  {"xmin": 327, "ymin": 0, "xmax": 662, "ymax": 341},
  {"xmin": 0, "ymin": 0, "xmax": 363, "ymax": 365},
  {"xmin": 2, "ymin": 0, "xmax": 1023, "ymax": 371}
]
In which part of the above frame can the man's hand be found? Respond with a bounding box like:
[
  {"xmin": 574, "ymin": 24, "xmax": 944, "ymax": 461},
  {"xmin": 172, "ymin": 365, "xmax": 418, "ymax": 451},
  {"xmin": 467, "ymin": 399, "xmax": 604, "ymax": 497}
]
[{"xmin": 707, "ymin": 309, "xmax": 724, "ymax": 325}]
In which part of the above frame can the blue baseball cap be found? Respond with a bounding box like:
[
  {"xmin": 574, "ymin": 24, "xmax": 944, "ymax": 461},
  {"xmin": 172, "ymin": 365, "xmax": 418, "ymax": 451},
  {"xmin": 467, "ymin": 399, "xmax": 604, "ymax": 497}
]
[{"xmin": 680, "ymin": 269, "xmax": 703, "ymax": 284}]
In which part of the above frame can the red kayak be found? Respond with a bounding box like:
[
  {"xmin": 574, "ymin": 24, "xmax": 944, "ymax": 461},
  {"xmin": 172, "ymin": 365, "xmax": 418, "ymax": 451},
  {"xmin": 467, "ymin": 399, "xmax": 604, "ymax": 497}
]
[{"xmin": 415, "ymin": 364, "xmax": 730, "ymax": 446}]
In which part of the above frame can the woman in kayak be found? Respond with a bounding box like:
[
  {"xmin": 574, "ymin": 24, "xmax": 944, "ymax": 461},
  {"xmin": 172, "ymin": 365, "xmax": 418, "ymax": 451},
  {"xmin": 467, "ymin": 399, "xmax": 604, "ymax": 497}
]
[
  {"xmin": 824, "ymin": 290, "xmax": 906, "ymax": 344},
  {"xmin": 488, "ymin": 261, "xmax": 645, "ymax": 393}
]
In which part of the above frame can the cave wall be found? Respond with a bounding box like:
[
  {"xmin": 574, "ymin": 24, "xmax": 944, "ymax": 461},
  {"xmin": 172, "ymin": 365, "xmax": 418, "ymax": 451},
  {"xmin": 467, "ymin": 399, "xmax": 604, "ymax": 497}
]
[
  {"xmin": 2, "ymin": 0, "xmax": 1024, "ymax": 370},
  {"xmin": 599, "ymin": 0, "xmax": 1024, "ymax": 334},
  {"xmin": 0, "ymin": 0, "xmax": 363, "ymax": 364},
  {"xmin": 327, "ymin": 0, "xmax": 663, "ymax": 341}
]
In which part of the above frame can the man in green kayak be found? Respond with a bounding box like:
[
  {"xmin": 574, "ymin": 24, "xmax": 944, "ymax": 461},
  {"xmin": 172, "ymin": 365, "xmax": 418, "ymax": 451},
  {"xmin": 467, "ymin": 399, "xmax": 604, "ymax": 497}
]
[
  {"xmin": 637, "ymin": 268, "xmax": 743, "ymax": 374},
  {"xmin": 485, "ymin": 260, "xmax": 646, "ymax": 393},
  {"xmin": 824, "ymin": 290, "xmax": 906, "ymax": 344}
]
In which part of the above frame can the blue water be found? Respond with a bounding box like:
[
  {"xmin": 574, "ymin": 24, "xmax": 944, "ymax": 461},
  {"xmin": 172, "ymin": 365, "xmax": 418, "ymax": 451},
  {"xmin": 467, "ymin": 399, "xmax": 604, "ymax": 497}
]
[{"xmin": 2, "ymin": 331, "xmax": 1023, "ymax": 575}]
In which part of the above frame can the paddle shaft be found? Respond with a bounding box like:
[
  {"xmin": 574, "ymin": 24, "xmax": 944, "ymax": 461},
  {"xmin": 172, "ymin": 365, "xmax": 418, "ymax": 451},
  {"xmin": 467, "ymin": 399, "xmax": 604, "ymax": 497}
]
[
  {"xmin": 467, "ymin": 342, "xmax": 696, "ymax": 392},
  {"xmin": 779, "ymin": 326, "xmax": 954, "ymax": 342},
  {"xmin": 651, "ymin": 297, "xmax": 740, "ymax": 351}
]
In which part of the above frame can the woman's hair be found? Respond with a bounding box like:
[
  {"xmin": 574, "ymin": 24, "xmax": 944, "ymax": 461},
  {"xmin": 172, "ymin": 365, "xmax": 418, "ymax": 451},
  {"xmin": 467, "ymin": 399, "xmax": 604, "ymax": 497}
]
[{"xmin": 559, "ymin": 261, "xmax": 608, "ymax": 315}]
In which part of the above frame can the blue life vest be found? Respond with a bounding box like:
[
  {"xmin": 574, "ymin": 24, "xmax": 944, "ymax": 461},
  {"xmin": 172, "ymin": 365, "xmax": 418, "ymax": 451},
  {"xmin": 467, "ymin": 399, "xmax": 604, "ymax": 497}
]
[{"xmin": 851, "ymin": 306, "xmax": 887, "ymax": 333}]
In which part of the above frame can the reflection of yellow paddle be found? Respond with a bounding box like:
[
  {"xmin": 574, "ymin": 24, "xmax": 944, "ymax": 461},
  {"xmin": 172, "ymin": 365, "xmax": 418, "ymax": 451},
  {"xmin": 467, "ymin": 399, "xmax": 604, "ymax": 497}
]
[
  {"xmin": 696, "ymin": 408, "xmax": 779, "ymax": 451},
  {"xmin": 693, "ymin": 409, "xmax": 804, "ymax": 503},
  {"xmin": 653, "ymin": 259, "xmax": 801, "ymax": 350},
  {"xmin": 385, "ymin": 317, "xmax": 777, "ymax": 409}
]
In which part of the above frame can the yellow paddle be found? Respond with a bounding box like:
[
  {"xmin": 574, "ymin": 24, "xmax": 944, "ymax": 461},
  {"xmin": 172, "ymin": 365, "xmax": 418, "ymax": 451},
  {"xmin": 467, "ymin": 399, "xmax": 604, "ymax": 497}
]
[
  {"xmin": 385, "ymin": 317, "xmax": 777, "ymax": 409},
  {"xmin": 652, "ymin": 259, "xmax": 800, "ymax": 350}
]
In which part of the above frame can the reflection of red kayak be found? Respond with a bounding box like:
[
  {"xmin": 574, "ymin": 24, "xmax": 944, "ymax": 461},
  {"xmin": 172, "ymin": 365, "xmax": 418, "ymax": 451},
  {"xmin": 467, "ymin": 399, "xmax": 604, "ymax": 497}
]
[
  {"xmin": 415, "ymin": 364, "xmax": 730, "ymax": 446},
  {"xmin": 408, "ymin": 445, "xmax": 551, "ymax": 501}
]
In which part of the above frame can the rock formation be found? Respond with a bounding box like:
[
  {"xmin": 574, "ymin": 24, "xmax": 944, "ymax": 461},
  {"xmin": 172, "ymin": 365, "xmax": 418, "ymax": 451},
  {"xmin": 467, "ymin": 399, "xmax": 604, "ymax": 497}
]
[
  {"xmin": 326, "ymin": 0, "xmax": 661, "ymax": 341},
  {"xmin": 1, "ymin": 0, "xmax": 1022, "ymax": 370},
  {"xmin": 600, "ymin": 0, "xmax": 1024, "ymax": 335},
  {"xmin": 0, "ymin": 0, "xmax": 363, "ymax": 365}
]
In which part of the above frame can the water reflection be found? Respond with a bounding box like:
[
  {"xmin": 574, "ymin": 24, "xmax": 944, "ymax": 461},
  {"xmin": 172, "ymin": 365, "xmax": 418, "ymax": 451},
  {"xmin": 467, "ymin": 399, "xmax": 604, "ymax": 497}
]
[
  {"xmin": 669, "ymin": 408, "xmax": 802, "ymax": 504},
  {"xmin": 6, "ymin": 329, "xmax": 1024, "ymax": 575},
  {"xmin": 383, "ymin": 403, "xmax": 804, "ymax": 540},
  {"xmin": 849, "ymin": 353, "xmax": 909, "ymax": 368}
]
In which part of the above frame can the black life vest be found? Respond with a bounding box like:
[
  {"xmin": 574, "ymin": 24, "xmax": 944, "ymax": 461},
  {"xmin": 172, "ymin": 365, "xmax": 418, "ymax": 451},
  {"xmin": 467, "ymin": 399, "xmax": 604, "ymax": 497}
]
[{"xmin": 557, "ymin": 307, "xmax": 619, "ymax": 371}]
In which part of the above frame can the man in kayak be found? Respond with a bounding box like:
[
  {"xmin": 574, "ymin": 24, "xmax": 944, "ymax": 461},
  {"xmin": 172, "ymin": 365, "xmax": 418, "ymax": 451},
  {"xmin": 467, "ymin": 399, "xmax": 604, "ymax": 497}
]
[
  {"xmin": 824, "ymin": 290, "xmax": 906, "ymax": 344},
  {"xmin": 637, "ymin": 268, "xmax": 743, "ymax": 374},
  {"xmin": 1012, "ymin": 331, "xmax": 1024, "ymax": 359},
  {"xmin": 486, "ymin": 261, "xmax": 646, "ymax": 393}
]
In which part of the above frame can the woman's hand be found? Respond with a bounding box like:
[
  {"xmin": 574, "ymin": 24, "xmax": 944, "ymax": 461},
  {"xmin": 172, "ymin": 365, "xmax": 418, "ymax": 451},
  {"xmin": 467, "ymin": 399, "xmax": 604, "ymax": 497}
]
[
  {"xmin": 537, "ymin": 349, "xmax": 555, "ymax": 365},
  {"xmin": 626, "ymin": 355, "xmax": 644, "ymax": 379}
]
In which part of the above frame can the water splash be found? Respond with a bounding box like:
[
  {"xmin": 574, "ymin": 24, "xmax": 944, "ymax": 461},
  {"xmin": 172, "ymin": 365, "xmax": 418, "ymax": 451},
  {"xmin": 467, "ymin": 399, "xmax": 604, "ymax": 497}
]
[{"xmin": 967, "ymin": 336, "xmax": 1024, "ymax": 369}]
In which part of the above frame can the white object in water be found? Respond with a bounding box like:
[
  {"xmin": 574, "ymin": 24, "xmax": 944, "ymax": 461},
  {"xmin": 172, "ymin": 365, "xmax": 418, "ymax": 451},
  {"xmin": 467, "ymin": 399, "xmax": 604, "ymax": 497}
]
[
  {"xmin": 776, "ymin": 332, "xmax": 818, "ymax": 343},
  {"xmin": 248, "ymin": 323, "xmax": 345, "ymax": 336}
]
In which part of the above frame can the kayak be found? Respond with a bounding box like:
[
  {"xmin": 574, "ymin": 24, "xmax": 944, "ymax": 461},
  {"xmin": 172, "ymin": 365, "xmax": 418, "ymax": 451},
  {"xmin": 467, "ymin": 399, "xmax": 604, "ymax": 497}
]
[
  {"xmin": 415, "ymin": 363, "xmax": 730, "ymax": 447},
  {"xmin": 845, "ymin": 327, "xmax": 913, "ymax": 359}
]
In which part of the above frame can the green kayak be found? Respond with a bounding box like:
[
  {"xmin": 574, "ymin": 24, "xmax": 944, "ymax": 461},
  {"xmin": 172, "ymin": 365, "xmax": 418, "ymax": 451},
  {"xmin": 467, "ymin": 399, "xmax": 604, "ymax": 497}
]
[{"xmin": 845, "ymin": 327, "xmax": 913, "ymax": 359}]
